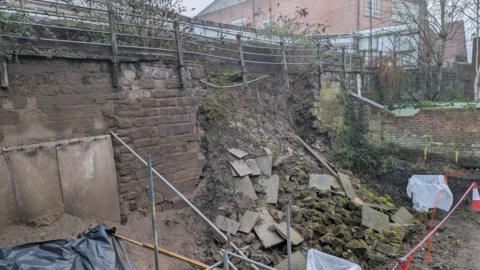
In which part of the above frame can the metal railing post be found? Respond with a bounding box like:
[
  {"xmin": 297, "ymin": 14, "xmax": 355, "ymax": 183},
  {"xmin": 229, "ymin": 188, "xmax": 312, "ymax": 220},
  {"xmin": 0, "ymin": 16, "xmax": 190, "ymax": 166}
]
[
  {"xmin": 147, "ymin": 156, "xmax": 160, "ymax": 270},
  {"xmin": 0, "ymin": 59, "xmax": 8, "ymax": 89},
  {"xmin": 174, "ymin": 20, "xmax": 186, "ymax": 88},
  {"xmin": 223, "ymin": 250, "xmax": 229, "ymax": 270},
  {"xmin": 106, "ymin": 1, "xmax": 119, "ymax": 88},
  {"xmin": 109, "ymin": 132, "xmax": 259, "ymax": 270},
  {"xmin": 286, "ymin": 205, "xmax": 292, "ymax": 270},
  {"xmin": 236, "ymin": 34, "xmax": 248, "ymax": 88},
  {"xmin": 280, "ymin": 41, "xmax": 290, "ymax": 89}
]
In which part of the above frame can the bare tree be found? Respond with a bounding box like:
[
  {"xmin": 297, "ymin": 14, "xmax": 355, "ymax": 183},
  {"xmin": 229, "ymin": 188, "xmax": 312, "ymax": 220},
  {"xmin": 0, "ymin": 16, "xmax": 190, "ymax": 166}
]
[
  {"xmin": 460, "ymin": 0, "xmax": 480, "ymax": 100},
  {"xmin": 394, "ymin": 0, "xmax": 467, "ymax": 100}
]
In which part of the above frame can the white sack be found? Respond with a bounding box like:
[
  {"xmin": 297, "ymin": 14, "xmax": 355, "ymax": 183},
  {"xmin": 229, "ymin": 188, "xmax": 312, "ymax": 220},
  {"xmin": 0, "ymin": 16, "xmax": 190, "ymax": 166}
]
[
  {"xmin": 307, "ymin": 249, "xmax": 362, "ymax": 270},
  {"xmin": 407, "ymin": 175, "xmax": 453, "ymax": 212}
]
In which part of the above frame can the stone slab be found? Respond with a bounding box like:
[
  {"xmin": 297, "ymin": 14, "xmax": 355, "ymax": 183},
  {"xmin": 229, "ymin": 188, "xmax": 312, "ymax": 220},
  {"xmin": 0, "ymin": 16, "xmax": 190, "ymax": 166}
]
[
  {"xmin": 57, "ymin": 136, "xmax": 121, "ymax": 223},
  {"xmin": 338, "ymin": 172, "xmax": 357, "ymax": 199},
  {"xmin": 239, "ymin": 211, "xmax": 260, "ymax": 233},
  {"xmin": 253, "ymin": 208, "xmax": 284, "ymax": 248},
  {"xmin": 276, "ymin": 251, "xmax": 307, "ymax": 270},
  {"xmin": 245, "ymin": 158, "xmax": 261, "ymax": 176},
  {"xmin": 0, "ymin": 154, "xmax": 17, "ymax": 226},
  {"xmin": 215, "ymin": 215, "xmax": 240, "ymax": 235},
  {"xmin": 230, "ymin": 160, "xmax": 252, "ymax": 177},
  {"xmin": 255, "ymin": 155, "xmax": 272, "ymax": 176},
  {"xmin": 274, "ymin": 222, "xmax": 304, "ymax": 246},
  {"xmin": 260, "ymin": 175, "xmax": 279, "ymax": 204},
  {"xmin": 391, "ymin": 207, "xmax": 414, "ymax": 225},
  {"xmin": 234, "ymin": 176, "xmax": 257, "ymax": 200},
  {"xmin": 361, "ymin": 205, "xmax": 390, "ymax": 232},
  {"xmin": 5, "ymin": 144, "xmax": 64, "ymax": 225},
  {"xmin": 309, "ymin": 174, "xmax": 333, "ymax": 191},
  {"xmin": 228, "ymin": 148, "xmax": 249, "ymax": 159}
]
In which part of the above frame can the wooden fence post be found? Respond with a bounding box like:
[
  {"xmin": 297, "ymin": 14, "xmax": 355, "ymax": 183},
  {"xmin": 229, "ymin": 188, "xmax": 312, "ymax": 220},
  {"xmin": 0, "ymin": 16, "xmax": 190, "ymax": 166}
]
[
  {"xmin": 316, "ymin": 43, "xmax": 322, "ymax": 90},
  {"xmin": 236, "ymin": 34, "xmax": 248, "ymax": 88},
  {"xmin": 107, "ymin": 2, "xmax": 119, "ymax": 88},
  {"xmin": 174, "ymin": 20, "xmax": 186, "ymax": 88},
  {"xmin": 0, "ymin": 59, "xmax": 8, "ymax": 89},
  {"xmin": 280, "ymin": 41, "xmax": 290, "ymax": 89}
]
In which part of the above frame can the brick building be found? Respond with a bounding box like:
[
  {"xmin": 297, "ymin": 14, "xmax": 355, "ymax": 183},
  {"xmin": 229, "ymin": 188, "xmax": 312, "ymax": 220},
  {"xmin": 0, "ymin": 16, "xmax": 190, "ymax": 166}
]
[{"xmin": 196, "ymin": 0, "xmax": 421, "ymax": 34}]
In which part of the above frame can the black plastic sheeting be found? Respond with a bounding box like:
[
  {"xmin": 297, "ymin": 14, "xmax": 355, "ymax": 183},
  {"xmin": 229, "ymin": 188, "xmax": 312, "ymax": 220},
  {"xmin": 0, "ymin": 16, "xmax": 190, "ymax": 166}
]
[{"xmin": 0, "ymin": 225, "xmax": 134, "ymax": 270}]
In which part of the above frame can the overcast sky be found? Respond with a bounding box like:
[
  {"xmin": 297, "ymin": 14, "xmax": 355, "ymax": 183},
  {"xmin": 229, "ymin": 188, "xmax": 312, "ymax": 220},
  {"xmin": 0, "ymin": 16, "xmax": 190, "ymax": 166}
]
[{"xmin": 181, "ymin": 0, "xmax": 214, "ymax": 17}]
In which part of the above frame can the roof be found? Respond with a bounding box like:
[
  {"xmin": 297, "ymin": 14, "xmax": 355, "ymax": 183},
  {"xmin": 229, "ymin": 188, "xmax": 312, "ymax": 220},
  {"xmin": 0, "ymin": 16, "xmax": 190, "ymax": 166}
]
[{"xmin": 197, "ymin": 0, "xmax": 247, "ymax": 16}]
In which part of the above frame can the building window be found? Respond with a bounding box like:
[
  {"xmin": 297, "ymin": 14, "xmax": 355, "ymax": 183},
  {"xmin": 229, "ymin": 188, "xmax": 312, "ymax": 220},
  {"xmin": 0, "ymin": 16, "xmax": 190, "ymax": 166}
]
[
  {"xmin": 365, "ymin": 0, "xmax": 381, "ymax": 18},
  {"xmin": 230, "ymin": 18, "xmax": 245, "ymax": 26},
  {"xmin": 392, "ymin": 0, "xmax": 419, "ymax": 22}
]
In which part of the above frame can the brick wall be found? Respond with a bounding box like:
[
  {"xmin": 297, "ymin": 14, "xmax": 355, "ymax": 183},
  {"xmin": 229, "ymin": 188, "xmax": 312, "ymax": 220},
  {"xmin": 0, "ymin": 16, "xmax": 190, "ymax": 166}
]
[
  {"xmin": 0, "ymin": 57, "xmax": 206, "ymax": 221},
  {"xmin": 355, "ymin": 102, "xmax": 480, "ymax": 165}
]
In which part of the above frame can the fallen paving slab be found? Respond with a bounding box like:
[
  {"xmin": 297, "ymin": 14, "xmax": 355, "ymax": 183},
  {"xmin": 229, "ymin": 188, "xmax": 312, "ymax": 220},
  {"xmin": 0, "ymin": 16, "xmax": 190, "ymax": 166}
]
[
  {"xmin": 230, "ymin": 160, "xmax": 252, "ymax": 177},
  {"xmin": 255, "ymin": 155, "xmax": 272, "ymax": 176},
  {"xmin": 254, "ymin": 208, "xmax": 284, "ymax": 248},
  {"xmin": 391, "ymin": 207, "xmax": 414, "ymax": 225},
  {"xmin": 309, "ymin": 174, "xmax": 333, "ymax": 191},
  {"xmin": 215, "ymin": 215, "xmax": 240, "ymax": 235},
  {"xmin": 234, "ymin": 176, "xmax": 258, "ymax": 200},
  {"xmin": 239, "ymin": 211, "xmax": 260, "ymax": 233},
  {"xmin": 361, "ymin": 205, "xmax": 390, "ymax": 232},
  {"xmin": 274, "ymin": 222, "xmax": 304, "ymax": 246},
  {"xmin": 365, "ymin": 203, "xmax": 398, "ymax": 211},
  {"xmin": 245, "ymin": 158, "xmax": 261, "ymax": 176},
  {"xmin": 260, "ymin": 175, "xmax": 280, "ymax": 204},
  {"xmin": 228, "ymin": 148, "xmax": 249, "ymax": 159},
  {"xmin": 276, "ymin": 251, "xmax": 307, "ymax": 270},
  {"xmin": 338, "ymin": 172, "xmax": 357, "ymax": 199}
]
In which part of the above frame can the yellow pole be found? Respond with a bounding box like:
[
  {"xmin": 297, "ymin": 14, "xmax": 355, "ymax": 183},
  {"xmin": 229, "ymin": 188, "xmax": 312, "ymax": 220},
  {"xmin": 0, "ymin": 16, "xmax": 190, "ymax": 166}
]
[
  {"xmin": 455, "ymin": 151, "xmax": 459, "ymax": 163},
  {"xmin": 424, "ymin": 144, "xmax": 429, "ymax": 160}
]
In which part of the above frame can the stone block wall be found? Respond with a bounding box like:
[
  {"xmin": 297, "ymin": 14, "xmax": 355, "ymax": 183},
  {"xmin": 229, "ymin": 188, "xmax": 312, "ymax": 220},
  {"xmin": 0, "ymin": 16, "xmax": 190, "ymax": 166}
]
[{"xmin": 0, "ymin": 57, "xmax": 206, "ymax": 220}]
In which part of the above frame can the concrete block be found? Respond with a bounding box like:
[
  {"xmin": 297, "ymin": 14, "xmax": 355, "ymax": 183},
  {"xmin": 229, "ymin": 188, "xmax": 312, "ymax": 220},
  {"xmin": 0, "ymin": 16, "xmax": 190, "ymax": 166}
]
[
  {"xmin": 234, "ymin": 176, "xmax": 257, "ymax": 200},
  {"xmin": 0, "ymin": 154, "xmax": 17, "ymax": 226},
  {"xmin": 253, "ymin": 208, "xmax": 284, "ymax": 248},
  {"xmin": 309, "ymin": 174, "xmax": 333, "ymax": 191},
  {"xmin": 255, "ymin": 155, "xmax": 272, "ymax": 176},
  {"xmin": 391, "ymin": 207, "xmax": 414, "ymax": 225},
  {"xmin": 260, "ymin": 175, "xmax": 279, "ymax": 204},
  {"xmin": 239, "ymin": 211, "xmax": 260, "ymax": 234},
  {"xmin": 230, "ymin": 160, "xmax": 252, "ymax": 177},
  {"xmin": 228, "ymin": 148, "xmax": 249, "ymax": 159},
  {"xmin": 276, "ymin": 251, "xmax": 307, "ymax": 270},
  {"xmin": 215, "ymin": 215, "xmax": 240, "ymax": 235},
  {"xmin": 361, "ymin": 205, "xmax": 390, "ymax": 232},
  {"xmin": 338, "ymin": 172, "xmax": 357, "ymax": 199},
  {"xmin": 274, "ymin": 222, "xmax": 304, "ymax": 246},
  {"xmin": 245, "ymin": 158, "xmax": 261, "ymax": 176}
]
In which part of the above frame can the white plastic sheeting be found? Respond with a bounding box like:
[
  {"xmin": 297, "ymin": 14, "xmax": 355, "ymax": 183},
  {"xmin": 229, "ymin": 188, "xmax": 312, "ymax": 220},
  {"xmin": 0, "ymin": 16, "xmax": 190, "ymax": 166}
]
[
  {"xmin": 407, "ymin": 175, "xmax": 453, "ymax": 212},
  {"xmin": 307, "ymin": 249, "xmax": 362, "ymax": 270}
]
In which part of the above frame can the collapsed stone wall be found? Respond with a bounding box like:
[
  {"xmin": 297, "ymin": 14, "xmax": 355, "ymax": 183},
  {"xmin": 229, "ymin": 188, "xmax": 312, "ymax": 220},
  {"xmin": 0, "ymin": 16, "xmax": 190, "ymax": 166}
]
[{"xmin": 0, "ymin": 57, "xmax": 206, "ymax": 221}]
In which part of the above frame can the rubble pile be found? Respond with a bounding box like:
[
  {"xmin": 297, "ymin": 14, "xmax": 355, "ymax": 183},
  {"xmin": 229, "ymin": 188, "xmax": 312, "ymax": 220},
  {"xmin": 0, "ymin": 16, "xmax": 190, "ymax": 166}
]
[{"xmin": 207, "ymin": 146, "xmax": 415, "ymax": 269}]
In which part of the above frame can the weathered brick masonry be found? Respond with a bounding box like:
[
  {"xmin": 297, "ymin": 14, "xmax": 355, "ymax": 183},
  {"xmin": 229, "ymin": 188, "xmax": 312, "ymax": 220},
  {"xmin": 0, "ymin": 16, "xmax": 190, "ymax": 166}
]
[
  {"xmin": 354, "ymin": 102, "xmax": 480, "ymax": 165},
  {"xmin": 0, "ymin": 57, "xmax": 206, "ymax": 220}
]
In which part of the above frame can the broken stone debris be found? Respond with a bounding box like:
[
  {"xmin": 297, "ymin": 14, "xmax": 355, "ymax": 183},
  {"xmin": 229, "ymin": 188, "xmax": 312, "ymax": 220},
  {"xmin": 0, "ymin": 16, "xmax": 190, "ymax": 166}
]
[
  {"xmin": 276, "ymin": 251, "xmax": 306, "ymax": 270},
  {"xmin": 253, "ymin": 208, "xmax": 284, "ymax": 248},
  {"xmin": 273, "ymin": 154, "xmax": 290, "ymax": 168},
  {"xmin": 273, "ymin": 222, "xmax": 304, "ymax": 246},
  {"xmin": 361, "ymin": 205, "xmax": 390, "ymax": 232},
  {"xmin": 230, "ymin": 160, "xmax": 252, "ymax": 177},
  {"xmin": 308, "ymin": 174, "xmax": 333, "ymax": 191},
  {"xmin": 228, "ymin": 148, "xmax": 249, "ymax": 159},
  {"xmin": 239, "ymin": 211, "xmax": 260, "ymax": 234},
  {"xmin": 234, "ymin": 176, "xmax": 257, "ymax": 200},
  {"xmin": 245, "ymin": 158, "xmax": 261, "ymax": 176},
  {"xmin": 391, "ymin": 207, "xmax": 414, "ymax": 225},
  {"xmin": 215, "ymin": 215, "xmax": 240, "ymax": 235},
  {"xmin": 338, "ymin": 172, "xmax": 357, "ymax": 199},
  {"xmin": 255, "ymin": 155, "xmax": 272, "ymax": 176},
  {"xmin": 260, "ymin": 175, "xmax": 280, "ymax": 204}
]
